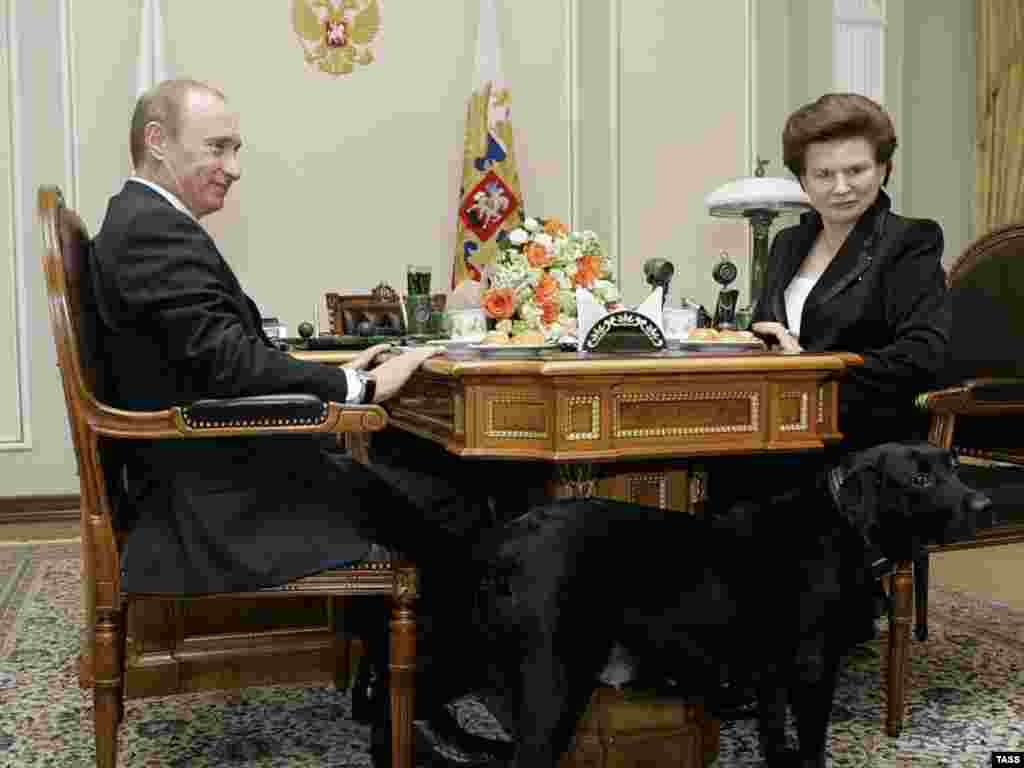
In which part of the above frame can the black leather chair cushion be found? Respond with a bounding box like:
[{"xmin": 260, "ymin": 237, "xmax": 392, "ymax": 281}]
[{"xmin": 181, "ymin": 394, "xmax": 327, "ymax": 429}]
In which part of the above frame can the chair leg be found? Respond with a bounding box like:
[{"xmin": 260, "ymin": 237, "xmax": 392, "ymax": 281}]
[
  {"xmin": 886, "ymin": 560, "xmax": 913, "ymax": 737},
  {"xmin": 94, "ymin": 608, "xmax": 124, "ymax": 768},
  {"xmin": 913, "ymin": 550, "xmax": 930, "ymax": 642},
  {"xmin": 390, "ymin": 595, "xmax": 416, "ymax": 768}
]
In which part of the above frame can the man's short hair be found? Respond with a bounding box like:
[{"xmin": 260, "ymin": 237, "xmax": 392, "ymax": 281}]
[{"xmin": 129, "ymin": 79, "xmax": 226, "ymax": 169}]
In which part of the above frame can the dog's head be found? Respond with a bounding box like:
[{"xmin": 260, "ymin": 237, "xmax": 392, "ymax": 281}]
[{"xmin": 827, "ymin": 442, "xmax": 992, "ymax": 558}]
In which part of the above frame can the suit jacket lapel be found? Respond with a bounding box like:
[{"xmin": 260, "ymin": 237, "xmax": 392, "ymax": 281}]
[{"xmin": 803, "ymin": 191, "xmax": 891, "ymax": 313}]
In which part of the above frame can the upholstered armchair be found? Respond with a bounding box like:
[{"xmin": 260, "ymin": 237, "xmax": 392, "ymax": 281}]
[{"xmin": 38, "ymin": 186, "xmax": 418, "ymax": 768}]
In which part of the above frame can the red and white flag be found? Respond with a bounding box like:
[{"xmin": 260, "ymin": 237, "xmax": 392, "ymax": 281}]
[{"xmin": 451, "ymin": 0, "xmax": 524, "ymax": 289}]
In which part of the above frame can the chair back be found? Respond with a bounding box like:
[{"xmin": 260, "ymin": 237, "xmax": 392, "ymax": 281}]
[
  {"xmin": 944, "ymin": 222, "xmax": 1024, "ymax": 387},
  {"xmin": 942, "ymin": 222, "xmax": 1024, "ymax": 456},
  {"xmin": 38, "ymin": 186, "xmax": 116, "ymax": 678}
]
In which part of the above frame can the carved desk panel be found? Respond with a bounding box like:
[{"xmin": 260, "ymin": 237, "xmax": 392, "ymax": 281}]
[{"xmin": 372, "ymin": 352, "xmax": 858, "ymax": 462}]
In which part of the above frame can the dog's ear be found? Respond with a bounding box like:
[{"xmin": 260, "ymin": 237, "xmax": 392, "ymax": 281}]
[{"xmin": 827, "ymin": 453, "xmax": 881, "ymax": 546}]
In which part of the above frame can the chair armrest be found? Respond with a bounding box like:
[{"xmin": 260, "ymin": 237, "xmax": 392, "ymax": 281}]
[
  {"xmin": 86, "ymin": 393, "xmax": 387, "ymax": 440},
  {"xmin": 916, "ymin": 378, "xmax": 1024, "ymax": 415}
]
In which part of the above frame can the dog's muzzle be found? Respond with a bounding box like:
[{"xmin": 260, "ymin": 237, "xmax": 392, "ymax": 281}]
[{"xmin": 943, "ymin": 489, "xmax": 993, "ymax": 544}]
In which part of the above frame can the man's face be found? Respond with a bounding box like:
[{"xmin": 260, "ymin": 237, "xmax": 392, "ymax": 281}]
[
  {"xmin": 800, "ymin": 137, "xmax": 885, "ymax": 230},
  {"xmin": 161, "ymin": 90, "xmax": 242, "ymax": 219}
]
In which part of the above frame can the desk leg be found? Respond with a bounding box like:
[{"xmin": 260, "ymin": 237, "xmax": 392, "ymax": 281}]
[{"xmin": 887, "ymin": 559, "xmax": 913, "ymax": 736}]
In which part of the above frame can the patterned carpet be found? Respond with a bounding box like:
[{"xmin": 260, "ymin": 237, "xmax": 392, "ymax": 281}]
[{"xmin": 0, "ymin": 540, "xmax": 1022, "ymax": 767}]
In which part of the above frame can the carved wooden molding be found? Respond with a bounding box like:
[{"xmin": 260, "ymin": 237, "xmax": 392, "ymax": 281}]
[
  {"xmin": 627, "ymin": 473, "xmax": 668, "ymax": 509},
  {"xmin": 486, "ymin": 397, "xmax": 549, "ymax": 439},
  {"xmin": 613, "ymin": 391, "xmax": 759, "ymax": 438},
  {"xmin": 780, "ymin": 392, "xmax": 810, "ymax": 432},
  {"xmin": 453, "ymin": 393, "xmax": 465, "ymax": 435},
  {"xmin": 817, "ymin": 386, "xmax": 826, "ymax": 425},
  {"xmin": 564, "ymin": 395, "xmax": 601, "ymax": 441}
]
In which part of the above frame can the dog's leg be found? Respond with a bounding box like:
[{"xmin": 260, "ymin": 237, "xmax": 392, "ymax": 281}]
[
  {"xmin": 513, "ymin": 636, "xmax": 612, "ymax": 767},
  {"xmin": 789, "ymin": 651, "xmax": 841, "ymax": 768},
  {"xmin": 757, "ymin": 668, "xmax": 792, "ymax": 766}
]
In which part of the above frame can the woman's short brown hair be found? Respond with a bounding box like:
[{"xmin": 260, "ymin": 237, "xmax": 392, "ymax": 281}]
[{"xmin": 782, "ymin": 93, "xmax": 898, "ymax": 185}]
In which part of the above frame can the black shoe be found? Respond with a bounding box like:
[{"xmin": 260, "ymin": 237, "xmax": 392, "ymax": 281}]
[
  {"xmin": 370, "ymin": 716, "xmax": 514, "ymax": 768},
  {"xmin": 425, "ymin": 705, "xmax": 516, "ymax": 762},
  {"xmin": 710, "ymin": 681, "xmax": 758, "ymax": 721}
]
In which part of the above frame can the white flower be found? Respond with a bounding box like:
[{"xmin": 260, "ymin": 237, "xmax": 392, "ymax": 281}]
[
  {"xmin": 496, "ymin": 319, "xmax": 512, "ymax": 334},
  {"xmin": 508, "ymin": 228, "xmax": 529, "ymax": 245},
  {"xmin": 523, "ymin": 218, "xmax": 540, "ymax": 232},
  {"xmin": 534, "ymin": 233, "xmax": 554, "ymax": 251},
  {"xmin": 593, "ymin": 279, "xmax": 619, "ymax": 303}
]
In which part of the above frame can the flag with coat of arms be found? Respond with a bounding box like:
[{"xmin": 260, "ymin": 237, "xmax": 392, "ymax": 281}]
[{"xmin": 451, "ymin": 0, "xmax": 525, "ymax": 289}]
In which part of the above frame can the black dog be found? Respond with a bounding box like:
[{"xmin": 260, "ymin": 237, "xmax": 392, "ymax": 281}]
[{"xmin": 472, "ymin": 442, "xmax": 990, "ymax": 767}]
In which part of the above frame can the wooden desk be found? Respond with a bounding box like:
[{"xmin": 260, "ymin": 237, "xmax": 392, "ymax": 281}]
[{"xmin": 299, "ymin": 348, "xmax": 861, "ymax": 515}]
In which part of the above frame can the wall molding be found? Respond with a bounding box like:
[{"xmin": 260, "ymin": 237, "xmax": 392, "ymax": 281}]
[
  {"xmin": 609, "ymin": 0, "xmax": 621, "ymax": 283},
  {"xmin": 565, "ymin": 0, "xmax": 579, "ymax": 232},
  {"xmin": 0, "ymin": 0, "xmax": 31, "ymax": 451},
  {"xmin": 0, "ymin": 494, "xmax": 80, "ymax": 525}
]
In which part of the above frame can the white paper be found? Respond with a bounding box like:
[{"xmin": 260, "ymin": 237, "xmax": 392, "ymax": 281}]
[{"xmin": 635, "ymin": 287, "xmax": 664, "ymax": 332}]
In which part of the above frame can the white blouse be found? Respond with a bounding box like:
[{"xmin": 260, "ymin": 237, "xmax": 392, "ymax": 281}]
[{"xmin": 783, "ymin": 271, "xmax": 824, "ymax": 338}]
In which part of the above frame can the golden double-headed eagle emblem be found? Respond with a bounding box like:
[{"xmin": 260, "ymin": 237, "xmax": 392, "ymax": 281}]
[{"xmin": 292, "ymin": 0, "xmax": 381, "ymax": 77}]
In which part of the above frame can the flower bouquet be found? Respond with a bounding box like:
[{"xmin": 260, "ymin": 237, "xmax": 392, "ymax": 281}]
[{"xmin": 481, "ymin": 217, "xmax": 620, "ymax": 341}]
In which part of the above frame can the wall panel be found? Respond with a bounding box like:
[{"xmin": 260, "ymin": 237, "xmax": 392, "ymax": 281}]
[
  {"xmin": 617, "ymin": 0, "xmax": 751, "ymax": 308},
  {"xmin": 0, "ymin": 0, "xmax": 26, "ymax": 447}
]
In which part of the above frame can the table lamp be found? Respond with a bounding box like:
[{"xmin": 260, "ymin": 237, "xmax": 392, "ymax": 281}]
[{"xmin": 705, "ymin": 158, "xmax": 812, "ymax": 310}]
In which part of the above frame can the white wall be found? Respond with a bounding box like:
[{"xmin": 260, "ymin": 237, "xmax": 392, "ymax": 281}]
[
  {"xmin": 0, "ymin": 0, "xmax": 978, "ymax": 496},
  {"xmin": 0, "ymin": 0, "xmax": 79, "ymax": 493}
]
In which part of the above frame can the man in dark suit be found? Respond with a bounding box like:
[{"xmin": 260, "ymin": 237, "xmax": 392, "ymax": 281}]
[{"xmin": 91, "ymin": 78, "xmax": 510, "ymax": 765}]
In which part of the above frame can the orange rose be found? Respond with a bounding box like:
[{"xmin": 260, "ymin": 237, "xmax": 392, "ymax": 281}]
[
  {"xmin": 541, "ymin": 299, "xmax": 561, "ymax": 325},
  {"xmin": 526, "ymin": 242, "xmax": 553, "ymax": 268},
  {"xmin": 573, "ymin": 255, "xmax": 600, "ymax": 289},
  {"xmin": 543, "ymin": 218, "xmax": 569, "ymax": 236},
  {"xmin": 482, "ymin": 287, "xmax": 516, "ymax": 320},
  {"xmin": 534, "ymin": 273, "xmax": 559, "ymax": 305}
]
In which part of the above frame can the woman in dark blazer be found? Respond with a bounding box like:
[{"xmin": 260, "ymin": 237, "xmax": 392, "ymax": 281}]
[
  {"xmin": 752, "ymin": 93, "xmax": 950, "ymax": 452},
  {"xmin": 709, "ymin": 98, "xmax": 951, "ymax": 708}
]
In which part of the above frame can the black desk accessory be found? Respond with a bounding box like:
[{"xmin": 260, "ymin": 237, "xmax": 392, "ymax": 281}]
[
  {"xmin": 711, "ymin": 251, "xmax": 739, "ymax": 330},
  {"xmin": 643, "ymin": 258, "xmax": 675, "ymax": 307}
]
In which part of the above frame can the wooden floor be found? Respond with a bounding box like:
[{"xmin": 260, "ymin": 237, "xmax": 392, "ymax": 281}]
[{"xmin": 3, "ymin": 520, "xmax": 1022, "ymax": 610}]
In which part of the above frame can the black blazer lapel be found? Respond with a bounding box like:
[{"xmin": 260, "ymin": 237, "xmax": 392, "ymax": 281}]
[{"xmin": 802, "ymin": 195, "xmax": 891, "ymax": 315}]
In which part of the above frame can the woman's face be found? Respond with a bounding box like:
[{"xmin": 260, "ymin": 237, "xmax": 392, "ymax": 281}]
[{"xmin": 800, "ymin": 137, "xmax": 885, "ymax": 230}]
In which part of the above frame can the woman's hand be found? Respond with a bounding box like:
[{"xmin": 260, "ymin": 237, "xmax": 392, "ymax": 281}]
[
  {"xmin": 343, "ymin": 343, "xmax": 394, "ymax": 371},
  {"xmin": 366, "ymin": 346, "xmax": 444, "ymax": 403},
  {"xmin": 752, "ymin": 321, "xmax": 804, "ymax": 353}
]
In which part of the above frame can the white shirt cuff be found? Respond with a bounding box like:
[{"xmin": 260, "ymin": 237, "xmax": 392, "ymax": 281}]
[{"xmin": 342, "ymin": 367, "xmax": 364, "ymax": 404}]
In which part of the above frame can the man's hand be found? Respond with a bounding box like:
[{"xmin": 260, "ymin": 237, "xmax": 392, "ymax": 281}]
[
  {"xmin": 751, "ymin": 321, "xmax": 804, "ymax": 353},
  {"xmin": 366, "ymin": 346, "xmax": 444, "ymax": 403},
  {"xmin": 343, "ymin": 343, "xmax": 394, "ymax": 372}
]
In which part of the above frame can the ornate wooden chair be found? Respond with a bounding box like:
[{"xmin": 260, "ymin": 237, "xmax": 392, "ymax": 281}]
[
  {"xmin": 881, "ymin": 221, "xmax": 1024, "ymax": 737},
  {"xmin": 38, "ymin": 186, "xmax": 418, "ymax": 768}
]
